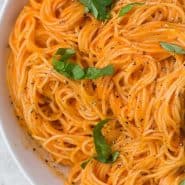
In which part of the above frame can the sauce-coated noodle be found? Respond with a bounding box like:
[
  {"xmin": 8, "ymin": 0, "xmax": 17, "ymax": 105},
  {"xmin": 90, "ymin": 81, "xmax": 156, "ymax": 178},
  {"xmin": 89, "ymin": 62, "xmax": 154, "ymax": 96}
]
[{"xmin": 7, "ymin": 0, "xmax": 185, "ymax": 184}]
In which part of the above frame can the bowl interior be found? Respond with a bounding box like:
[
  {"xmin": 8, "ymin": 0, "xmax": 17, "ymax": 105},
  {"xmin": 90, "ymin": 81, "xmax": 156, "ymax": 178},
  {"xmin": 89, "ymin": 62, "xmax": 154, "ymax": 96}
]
[{"xmin": 0, "ymin": 1, "xmax": 64, "ymax": 185}]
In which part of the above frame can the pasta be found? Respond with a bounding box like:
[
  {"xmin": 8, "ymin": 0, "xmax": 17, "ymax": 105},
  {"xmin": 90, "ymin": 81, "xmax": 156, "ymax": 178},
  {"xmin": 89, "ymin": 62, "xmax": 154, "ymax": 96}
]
[{"xmin": 7, "ymin": 0, "xmax": 185, "ymax": 184}]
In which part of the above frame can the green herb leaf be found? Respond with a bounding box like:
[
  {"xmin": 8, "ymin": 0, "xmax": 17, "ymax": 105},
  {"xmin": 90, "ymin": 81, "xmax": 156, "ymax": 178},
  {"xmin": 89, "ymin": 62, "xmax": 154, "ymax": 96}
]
[
  {"xmin": 160, "ymin": 42, "xmax": 185, "ymax": 54},
  {"xmin": 180, "ymin": 180, "xmax": 185, "ymax": 185},
  {"xmin": 93, "ymin": 119, "xmax": 119, "ymax": 163},
  {"xmin": 55, "ymin": 48, "xmax": 75, "ymax": 61},
  {"xmin": 85, "ymin": 65, "xmax": 114, "ymax": 79},
  {"xmin": 52, "ymin": 48, "xmax": 114, "ymax": 80},
  {"xmin": 84, "ymin": 6, "xmax": 90, "ymax": 13},
  {"xmin": 80, "ymin": 120, "xmax": 119, "ymax": 169},
  {"xmin": 119, "ymin": 2, "xmax": 144, "ymax": 17},
  {"xmin": 72, "ymin": 65, "xmax": 85, "ymax": 80},
  {"xmin": 52, "ymin": 58, "xmax": 65, "ymax": 71},
  {"xmin": 111, "ymin": 151, "xmax": 120, "ymax": 162},
  {"xmin": 53, "ymin": 49, "xmax": 84, "ymax": 80},
  {"xmin": 81, "ymin": 159, "xmax": 92, "ymax": 169},
  {"xmin": 79, "ymin": 0, "xmax": 113, "ymax": 20}
]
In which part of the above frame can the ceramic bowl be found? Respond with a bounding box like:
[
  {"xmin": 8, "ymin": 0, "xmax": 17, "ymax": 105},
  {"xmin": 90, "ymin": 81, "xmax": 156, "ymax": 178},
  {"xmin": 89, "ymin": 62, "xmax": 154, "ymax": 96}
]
[{"xmin": 0, "ymin": 1, "xmax": 63, "ymax": 185}]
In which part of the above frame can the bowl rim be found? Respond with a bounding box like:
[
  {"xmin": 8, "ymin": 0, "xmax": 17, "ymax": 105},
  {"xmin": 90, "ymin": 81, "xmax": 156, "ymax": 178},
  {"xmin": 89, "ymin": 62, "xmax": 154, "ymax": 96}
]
[
  {"xmin": 0, "ymin": 1, "xmax": 65, "ymax": 185},
  {"xmin": 0, "ymin": 128, "xmax": 35, "ymax": 185},
  {"xmin": 0, "ymin": 1, "xmax": 36, "ymax": 184}
]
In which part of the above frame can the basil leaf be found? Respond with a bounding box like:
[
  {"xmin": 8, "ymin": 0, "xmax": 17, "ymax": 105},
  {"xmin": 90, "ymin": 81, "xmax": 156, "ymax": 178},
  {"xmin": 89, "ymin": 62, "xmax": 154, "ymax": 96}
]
[
  {"xmin": 119, "ymin": 2, "xmax": 144, "ymax": 17},
  {"xmin": 111, "ymin": 151, "xmax": 120, "ymax": 162},
  {"xmin": 93, "ymin": 120, "xmax": 119, "ymax": 163},
  {"xmin": 85, "ymin": 65, "xmax": 114, "ymax": 79},
  {"xmin": 80, "ymin": 120, "xmax": 119, "ymax": 169},
  {"xmin": 72, "ymin": 65, "xmax": 85, "ymax": 80},
  {"xmin": 84, "ymin": 6, "xmax": 90, "ymax": 13},
  {"xmin": 160, "ymin": 42, "xmax": 185, "ymax": 54},
  {"xmin": 55, "ymin": 48, "xmax": 75, "ymax": 61},
  {"xmin": 180, "ymin": 181, "xmax": 185, "ymax": 185},
  {"xmin": 79, "ymin": 0, "xmax": 113, "ymax": 20},
  {"xmin": 81, "ymin": 159, "xmax": 92, "ymax": 169},
  {"xmin": 52, "ymin": 58, "xmax": 65, "ymax": 71},
  {"xmin": 53, "ymin": 48, "xmax": 114, "ymax": 80},
  {"xmin": 54, "ymin": 62, "xmax": 84, "ymax": 80}
]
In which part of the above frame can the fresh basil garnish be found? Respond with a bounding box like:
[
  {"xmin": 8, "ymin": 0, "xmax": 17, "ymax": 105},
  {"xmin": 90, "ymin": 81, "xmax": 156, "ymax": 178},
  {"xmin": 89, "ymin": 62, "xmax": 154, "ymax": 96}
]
[
  {"xmin": 81, "ymin": 119, "xmax": 119, "ymax": 169},
  {"xmin": 52, "ymin": 48, "xmax": 114, "ymax": 80},
  {"xmin": 55, "ymin": 48, "xmax": 75, "ymax": 60},
  {"xmin": 52, "ymin": 48, "xmax": 85, "ymax": 80},
  {"xmin": 81, "ymin": 158, "xmax": 92, "ymax": 169},
  {"xmin": 85, "ymin": 65, "xmax": 114, "ymax": 80},
  {"xmin": 93, "ymin": 119, "xmax": 119, "ymax": 163},
  {"xmin": 119, "ymin": 2, "xmax": 144, "ymax": 17},
  {"xmin": 160, "ymin": 42, "xmax": 185, "ymax": 54},
  {"xmin": 79, "ymin": 0, "xmax": 113, "ymax": 20}
]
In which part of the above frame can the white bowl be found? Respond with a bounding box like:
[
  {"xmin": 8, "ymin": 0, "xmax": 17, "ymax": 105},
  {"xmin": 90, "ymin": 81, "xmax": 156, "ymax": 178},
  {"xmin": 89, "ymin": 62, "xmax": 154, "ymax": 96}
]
[{"xmin": 0, "ymin": 1, "xmax": 63, "ymax": 185}]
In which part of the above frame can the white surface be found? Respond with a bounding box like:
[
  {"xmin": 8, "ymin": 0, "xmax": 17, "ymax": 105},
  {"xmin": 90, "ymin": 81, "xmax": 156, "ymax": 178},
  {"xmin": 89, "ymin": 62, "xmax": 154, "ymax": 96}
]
[
  {"xmin": 0, "ymin": 1, "xmax": 30, "ymax": 184},
  {"xmin": 0, "ymin": 132, "xmax": 30, "ymax": 185},
  {"xmin": 0, "ymin": 0, "xmax": 65, "ymax": 185}
]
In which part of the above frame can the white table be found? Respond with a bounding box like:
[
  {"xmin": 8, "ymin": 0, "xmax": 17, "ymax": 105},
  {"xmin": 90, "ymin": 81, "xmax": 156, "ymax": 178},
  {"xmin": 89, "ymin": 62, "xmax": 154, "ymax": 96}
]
[{"xmin": 0, "ymin": 0, "xmax": 30, "ymax": 184}]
